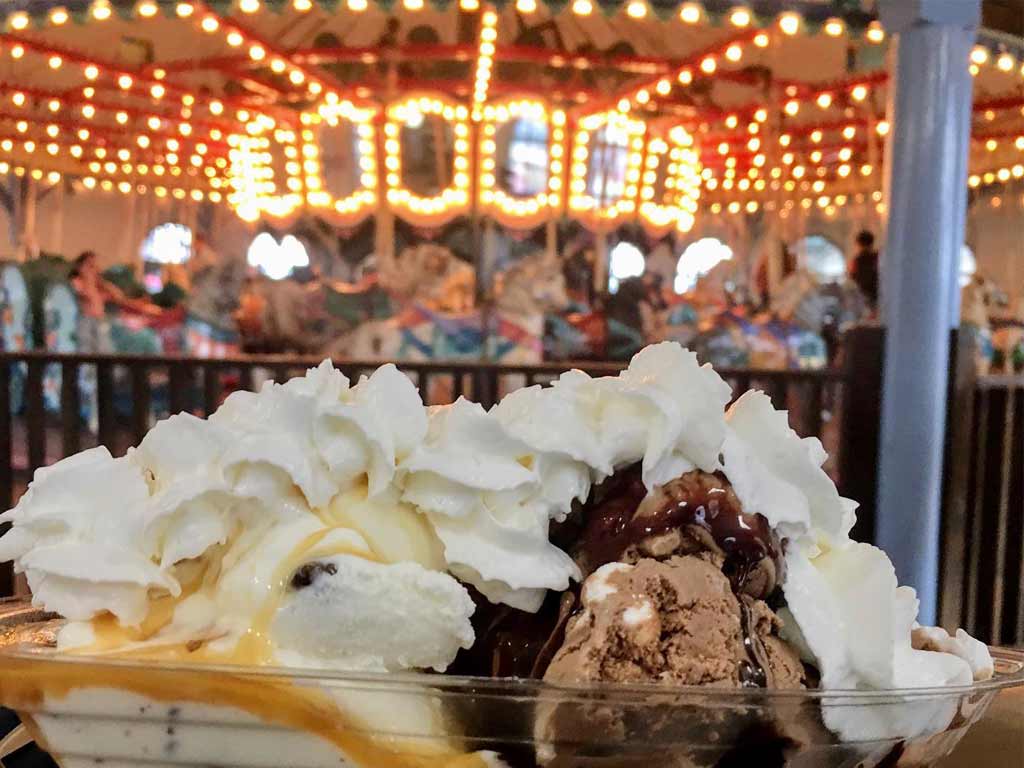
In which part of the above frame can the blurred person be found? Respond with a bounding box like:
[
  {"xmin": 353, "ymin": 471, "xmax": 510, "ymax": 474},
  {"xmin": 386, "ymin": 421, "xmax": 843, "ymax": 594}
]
[
  {"xmin": 69, "ymin": 251, "xmax": 121, "ymax": 353},
  {"xmin": 850, "ymin": 230, "xmax": 879, "ymax": 311},
  {"xmin": 563, "ymin": 248, "xmax": 595, "ymax": 307}
]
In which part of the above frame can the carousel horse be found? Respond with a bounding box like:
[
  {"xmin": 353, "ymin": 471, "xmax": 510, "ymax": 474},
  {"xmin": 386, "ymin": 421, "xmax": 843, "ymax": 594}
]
[
  {"xmin": 961, "ymin": 276, "xmax": 1022, "ymax": 373},
  {"xmin": 334, "ymin": 244, "xmax": 477, "ymax": 361},
  {"xmin": 236, "ymin": 272, "xmax": 331, "ymax": 354},
  {"xmin": 960, "ymin": 275, "xmax": 997, "ymax": 374},
  {"xmin": 0, "ymin": 262, "xmax": 31, "ymax": 413},
  {"xmin": 758, "ymin": 269, "xmax": 866, "ymax": 369},
  {"xmin": 185, "ymin": 258, "xmax": 246, "ymax": 357},
  {"xmin": 490, "ymin": 250, "xmax": 569, "ymax": 363},
  {"xmin": 337, "ymin": 248, "xmax": 566, "ymax": 367}
]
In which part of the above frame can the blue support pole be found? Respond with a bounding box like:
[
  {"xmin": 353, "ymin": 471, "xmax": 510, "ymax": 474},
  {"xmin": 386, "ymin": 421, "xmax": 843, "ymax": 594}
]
[{"xmin": 875, "ymin": 0, "xmax": 980, "ymax": 625}]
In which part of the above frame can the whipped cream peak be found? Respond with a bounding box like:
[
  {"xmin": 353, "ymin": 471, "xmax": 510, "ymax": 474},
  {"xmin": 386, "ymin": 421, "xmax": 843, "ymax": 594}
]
[
  {"xmin": 722, "ymin": 390, "xmax": 855, "ymax": 544},
  {"xmin": 0, "ymin": 447, "xmax": 178, "ymax": 625}
]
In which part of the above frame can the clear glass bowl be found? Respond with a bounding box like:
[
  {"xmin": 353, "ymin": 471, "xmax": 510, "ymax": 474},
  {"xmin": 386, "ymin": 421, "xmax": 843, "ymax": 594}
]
[{"xmin": 1, "ymin": 602, "xmax": 1022, "ymax": 768}]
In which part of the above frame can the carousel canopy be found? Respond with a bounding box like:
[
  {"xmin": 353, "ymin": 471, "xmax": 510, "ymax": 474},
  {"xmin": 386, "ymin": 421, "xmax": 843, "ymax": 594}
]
[{"xmin": 0, "ymin": 0, "xmax": 1020, "ymax": 233}]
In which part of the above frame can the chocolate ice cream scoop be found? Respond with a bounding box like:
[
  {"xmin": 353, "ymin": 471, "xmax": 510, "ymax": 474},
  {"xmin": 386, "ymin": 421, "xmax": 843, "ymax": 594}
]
[
  {"xmin": 536, "ymin": 556, "xmax": 807, "ymax": 767},
  {"xmin": 544, "ymin": 556, "xmax": 805, "ymax": 689},
  {"xmin": 573, "ymin": 467, "xmax": 784, "ymax": 600}
]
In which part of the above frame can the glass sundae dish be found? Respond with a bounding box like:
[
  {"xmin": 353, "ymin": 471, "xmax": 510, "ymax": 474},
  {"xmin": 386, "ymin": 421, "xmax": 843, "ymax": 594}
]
[{"xmin": 0, "ymin": 344, "xmax": 1020, "ymax": 768}]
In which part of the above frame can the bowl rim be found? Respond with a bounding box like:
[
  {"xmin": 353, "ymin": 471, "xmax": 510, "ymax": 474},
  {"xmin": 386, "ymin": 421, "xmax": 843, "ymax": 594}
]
[{"xmin": 2, "ymin": 602, "xmax": 1022, "ymax": 704}]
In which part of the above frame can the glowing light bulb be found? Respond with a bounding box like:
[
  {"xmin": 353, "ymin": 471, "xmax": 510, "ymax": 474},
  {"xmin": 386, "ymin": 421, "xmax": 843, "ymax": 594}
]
[
  {"xmin": 626, "ymin": 0, "xmax": 647, "ymax": 18},
  {"xmin": 816, "ymin": 92, "xmax": 832, "ymax": 109},
  {"xmin": 866, "ymin": 21, "xmax": 884, "ymax": 43},
  {"xmin": 700, "ymin": 56, "xmax": 717, "ymax": 74},
  {"xmin": 725, "ymin": 44, "xmax": 743, "ymax": 63},
  {"xmin": 730, "ymin": 7, "xmax": 751, "ymax": 27},
  {"xmin": 175, "ymin": 2, "xmax": 194, "ymax": 17},
  {"xmin": 49, "ymin": 56, "xmax": 63, "ymax": 70},
  {"xmin": 824, "ymin": 17, "xmax": 843, "ymax": 37},
  {"xmin": 679, "ymin": 2, "xmax": 701, "ymax": 23},
  {"xmin": 778, "ymin": 12, "xmax": 800, "ymax": 35},
  {"xmin": 9, "ymin": 12, "xmax": 29, "ymax": 29},
  {"xmin": 201, "ymin": 15, "xmax": 219, "ymax": 31},
  {"xmin": 784, "ymin": 99, "xmax": 799, "ymax": 116}
]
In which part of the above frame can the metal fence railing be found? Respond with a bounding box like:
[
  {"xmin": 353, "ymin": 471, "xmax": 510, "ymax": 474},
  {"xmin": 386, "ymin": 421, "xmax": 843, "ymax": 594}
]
[{"xmin": 941, "ymin": 335, "xmax": 1024, "ymax": 645}]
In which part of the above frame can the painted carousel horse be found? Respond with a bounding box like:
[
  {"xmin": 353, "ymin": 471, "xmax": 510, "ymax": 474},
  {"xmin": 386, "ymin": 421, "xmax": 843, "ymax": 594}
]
[
  {"xmin": 333, "ymin": 244, "xmax": 476, "ymax": 360},
  {"xmin": 961, "ymin": 275, "xmax": 997, "ymax": 374},
  {"xmin": 490, "ymin": 250, "xmax": 569, "ymax": 363},
  {"xmin": 962, "ymin": 276, "xmax": 1021, "ymax": 373},
  {"xmin": 185, "ymin": 259, "xmax": 246, "ymax": 357},
  {"xmin": 0, "ymin": 262, "xmax": 31, "ymax": 413},
  {"xmin": 337, "ymin": 248, "xmax": 567, "ymax": 369}
]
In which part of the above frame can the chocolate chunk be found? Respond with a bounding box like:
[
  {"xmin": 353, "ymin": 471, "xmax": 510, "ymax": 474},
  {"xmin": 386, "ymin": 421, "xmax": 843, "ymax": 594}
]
[{"xmin": 290, "ymin": 561, "xmax": 338, "ymax": 590}]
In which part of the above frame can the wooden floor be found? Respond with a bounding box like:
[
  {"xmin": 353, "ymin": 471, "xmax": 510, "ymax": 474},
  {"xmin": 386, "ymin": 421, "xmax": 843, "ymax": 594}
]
[{"xmin": 942, "ymin": 688, "xmax": 1024, "ymax": 767}]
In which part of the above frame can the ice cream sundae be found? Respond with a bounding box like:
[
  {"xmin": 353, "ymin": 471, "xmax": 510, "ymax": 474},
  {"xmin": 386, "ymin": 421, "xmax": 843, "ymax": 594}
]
[{"xmin": 0, "ymin": 344, "xmax": 1015, "ymax": 768}]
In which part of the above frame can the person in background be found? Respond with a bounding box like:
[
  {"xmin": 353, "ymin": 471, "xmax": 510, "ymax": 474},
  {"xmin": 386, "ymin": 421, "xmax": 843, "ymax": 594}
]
[
  {"xmin": 850, "ymin": 230, "xmax": 880, "ymax": 311},
  {"xmin": 69, "ymin": 250, "xmax": 123, "ymax": 353},
  {"xmin": 563, "ymin": 248, "xmax": 595, "ymax": 308}
]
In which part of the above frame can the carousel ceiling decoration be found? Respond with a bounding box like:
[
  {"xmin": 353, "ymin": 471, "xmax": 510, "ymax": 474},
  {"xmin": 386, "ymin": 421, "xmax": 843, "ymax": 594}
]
[{"xmin": 0, "ymin": 0, "xmax": 1020, "ymax": 227}]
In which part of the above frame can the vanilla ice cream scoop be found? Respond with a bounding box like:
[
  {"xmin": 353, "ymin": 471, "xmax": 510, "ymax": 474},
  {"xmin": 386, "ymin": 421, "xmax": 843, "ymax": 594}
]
[{"xmin": 0, "ymin": 361, "xmax": 474, "ymax": 675}]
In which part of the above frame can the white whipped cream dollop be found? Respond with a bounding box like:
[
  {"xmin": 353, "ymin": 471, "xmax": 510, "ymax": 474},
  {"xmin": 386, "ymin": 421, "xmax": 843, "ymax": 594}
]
[
  {"xmin": 720, "ymin": 383, "xmax": 993, "ymax": 739},
  {"xmin": 0, "ymin": 447, "xmax": 178, "ymax": 626}
]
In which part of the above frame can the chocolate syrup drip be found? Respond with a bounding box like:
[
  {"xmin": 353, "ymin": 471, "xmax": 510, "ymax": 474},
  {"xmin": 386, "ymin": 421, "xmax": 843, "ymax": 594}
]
[
  {"xmin": 738, "ymin": 599, "xmax": 769, "ymax": 689},
  {"xmin": 449, "ymin": 589, "xmax": 578, "ymax": 679},
  {"xmin": 575, "ymin": 464, "xmax": 784, "ymax": 599},
  {"xmin": 713, "ymin": 722, "xmax": 795, "ymax": 767},
  {"xmin": 876, "ymin": 743, "xmax": 906, "ymax": 768}
]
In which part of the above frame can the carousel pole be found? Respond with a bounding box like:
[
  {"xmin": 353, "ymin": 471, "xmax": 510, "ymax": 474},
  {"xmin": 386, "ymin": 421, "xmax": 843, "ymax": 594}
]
[
  {"xmin": 52, "ymin": 179, "xmax": 64, "ymax": 257},
  {"xmin": 374, "ymin": 62, "xmax": 398, "ymax": 275},
  {"xmin": 875, "ymin": 0, "xmax": 979, "ymax": 623},
  {"xmin": 593, "ymin": 229, "xmax": 608, "ymax": 296},
  {"xmin": 545, "ymin": 216, "xmax": 557, "ymax": 260},
  {"xmin": 16, "ymin": 177, "xmax": 37, "ymax": 262}
]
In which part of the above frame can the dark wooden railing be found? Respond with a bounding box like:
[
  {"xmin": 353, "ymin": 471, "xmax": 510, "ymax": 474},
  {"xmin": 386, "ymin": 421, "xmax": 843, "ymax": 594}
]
[
  {"xmin": 940, "ymin": 331, "xmax": 1024, "ymax": 645},
  {"xmin": 0, "ymin": 333, "xmax": 886, "ymax": 599}
]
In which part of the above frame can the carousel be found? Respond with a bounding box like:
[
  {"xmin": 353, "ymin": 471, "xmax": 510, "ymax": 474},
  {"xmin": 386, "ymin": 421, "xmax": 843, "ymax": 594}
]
[{"xmin": 0, "ymin": 0, "xmax": 1020, "ymax": 372}]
